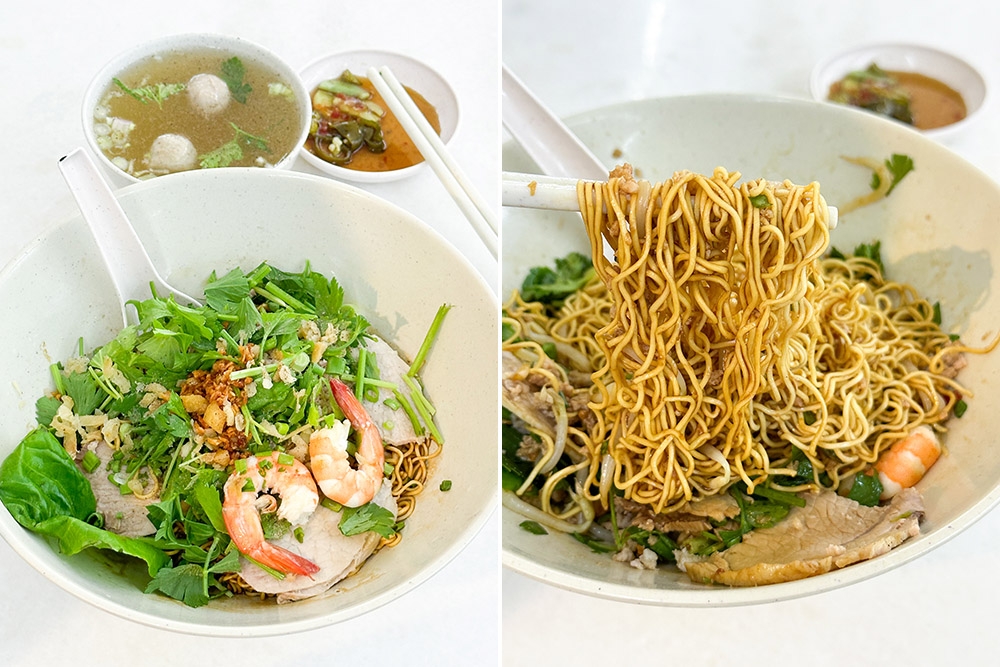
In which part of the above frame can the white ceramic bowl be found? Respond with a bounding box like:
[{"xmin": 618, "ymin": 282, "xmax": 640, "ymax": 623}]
[
  {"xmin": 82, "ymin": 33, "xmax": 311, "ymax": 187},
  {"xmin": 502, "ymin": 93, "xmax": 1000, "ymax": 605},
  {"xmin": 298, "ymin": 49, "xmax": 459, "ymax": 183},
  {"xmin": 0, "ymin": 168, "xmax": 497, "ymax": 635},
  {"xmin": 809, "ymin": 42, "xmax": 987, "ymax": 140}
]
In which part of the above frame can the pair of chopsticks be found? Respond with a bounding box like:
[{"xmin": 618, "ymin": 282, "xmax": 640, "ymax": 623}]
[{"xmin": 366, "ymin": 66, "xmax": 498, "ymax": 259}]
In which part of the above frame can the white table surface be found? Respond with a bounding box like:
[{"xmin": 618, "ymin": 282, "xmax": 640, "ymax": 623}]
[
  {"xmin": 0, "ymin": 1, "xmax": 498, "ymax": 665},
  {"xmin": 502, "ymin": 1, "xmax": 1000, "ymax": 665}
]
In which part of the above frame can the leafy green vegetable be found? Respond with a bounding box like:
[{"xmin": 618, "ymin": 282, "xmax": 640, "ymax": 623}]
[
  {"xmin": 35, "ymin": 395, "xmax": 61, "ymax": 427},
  {"xmin": 520, "ymin": 252, "xmax": 595, "ymax": 304},
  {"xmin": 199, "ymin": 140, "xmax": 244, "ymax": 169},
  {"xmin": 501, "ymin": 320, "xmax": 517, "ymax": 342},
  {"xmin": 621, "ymin": 526, "xmax": 678, "ymax": 561},
  {"xmin": 339, "ymin": 502, "xmax": 396, "ymax": 538},
  {"xmin": 571, "ymin": 531, "xmax": 617, "ymax": 553},
  {"xmin": 203, "ymin": 267, "xmax": 252, "ymax": 311},
  {"xmin": 260, "ymin": 512, "xmax": 293, "ymax": 540},
  {"xmin": 0, "ymin": 262, "xmax": 425, "ymax": 608},
  {"xmin": 0, "ymin": 428, "xmax": 168, "ymax": 575},
  {"xmin": 830, "ymin": 240, "xmax": 885, "ymax": 281},
  {"xmin": 718, "ymin": 484, "xmax": 796, "ymax": 548},
  {"xmin": 955, "ymin": 398, "xmax": 968, "ymax": 418},
  {"xmin": 144, "ymin": 563, "xmax": 212, "ymax": 607},
  {"xmin": 112, "ymin": 78, "xmax": 185, "ymax": 107},
  {"xmin": 847, "ymin": 470, "xmax": 883, "ymax": 507},
  {"xmin": 0, "ymin": 428, "xmax": 96, "ymax": 528},
  {"xmin": 501, "ymin": 420, "xmax": 534, "ymax": 492},
  {"xmin": 775, "ymin": 448, "xmax": 816, "ymax": 486},
  {"xmin": 520, "ymin": 520, "xmax": 548, "ymax": 535},
  {"xmin": 63, "ymin": 371, "xmax": 104, "ymax": 416},
  {"xmin": 439, "ymin": 480, "xmax": 453, "ymax": 491},
  {"xmin": 884, "ymin": 153, "xmax": 914, "ymax": 196},
  {"xmin": 220, "ymin": 57, "xmax": 252, "ymax": 103},
  {"xmin": 749, "ymin": 193, "xmax": 770, "ymax": 208}
]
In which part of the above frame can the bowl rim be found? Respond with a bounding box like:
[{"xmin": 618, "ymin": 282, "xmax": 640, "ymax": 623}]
[
  {"xmin": 808, "ymin": 41, "xmax": 988, "ymax": 139},
  {"xmin": 80, "ymin": 31, "xmax": 312, "ymax": 186},
  {"xmin": 501, "ymin": 91, "xmax": 1000, "ymax": 606},
  {"xmin": 0, "ymin": 167, "xmax": 498, "ymax": 635},
  {"xmin": 296, "ymin": 48, "xmax": 460, "ymax": 184}
]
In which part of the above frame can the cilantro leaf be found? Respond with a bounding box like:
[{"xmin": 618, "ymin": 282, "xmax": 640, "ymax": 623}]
[
  {"xmin": 144, "ymin": 563, "xmax": 210, "ymax": 607},
  {"xmin": 520, "ymin": 252, "xmax": 595, "ymax": 304},
  {"xmin": 35, "ymin": 395, "xmax": 61, "ymax": 427},
  {"xmin": 520, "ymin": 520, "xmax": 548, "ymax": 535},
  {"xmin": 231, "ymin": 296, "xmax": 264, "ymax": 342},
  {"xmin": 63, "ymin": 371, "xmax": 104, "ymax": 416},
  {"xmin": 339, "ymin": 502, "xmax": 396, "ymax": 538},
  {"xmin": 203, "ymin": 267, "xmax": 251, "ymax": 311},
  {"xmin": 231, "ymin": 123, "xmax": 269, "ymax": 152},
  {"xmin": 847, "ymin": 470, "xmax": 883, "ymax": 507},
  {"xmin": 220, "ymin": 57, "xmax": 252, "ymax": 103},
  {"xmin": 112, "ymin": 78, "xmax": 185, "ymax": 107},
  {"xmin": 884, "ymin": 153, "xmax": 914, "ymax": 196},
  {"xmin": 199, "ymin": 140, "xmax": 243, "ymax": 169}
]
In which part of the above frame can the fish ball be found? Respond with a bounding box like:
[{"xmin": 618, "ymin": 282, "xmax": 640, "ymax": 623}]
[
  {"xmin": 187, "ymin": 73, "xmax": 230, "ymax": 116},
  {"xmin": 147, "ymin": 133, "xmax": 197, "ymax": 172}
]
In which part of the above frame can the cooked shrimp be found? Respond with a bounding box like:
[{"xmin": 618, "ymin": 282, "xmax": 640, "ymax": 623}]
[
  {"xmin": 875, "ymin": 425, "xmax": 942, "ymax": 500},
  {"xmin": 222, "ymin": 452, "xmax": 321, "ymax": 576},
  {"xmin": 309, "ymin": 378, "xmax": 385, "ymax": 507}
]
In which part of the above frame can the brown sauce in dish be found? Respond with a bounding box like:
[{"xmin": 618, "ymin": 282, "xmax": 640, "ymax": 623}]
[{"xmin": 888, "ymin": 70, "xmax": 967, "ymax": 130}]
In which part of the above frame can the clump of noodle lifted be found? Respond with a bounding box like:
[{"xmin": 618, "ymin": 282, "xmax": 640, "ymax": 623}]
[
  {"xmin": 579, "ymin": 165, "xmax": 833, "ymax": 513},
  {"xmin": 504, "ymin": 164, "xmax": 987, "ymax": 539}
]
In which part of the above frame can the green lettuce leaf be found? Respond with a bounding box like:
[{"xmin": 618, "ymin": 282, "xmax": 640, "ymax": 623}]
[{"xmin": 0, "ymin": 428, "xmax": 168, "ymax": 575}]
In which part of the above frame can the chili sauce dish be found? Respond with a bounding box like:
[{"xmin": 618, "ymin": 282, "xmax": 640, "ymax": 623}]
[
  {"xmin": 810, "ymin": 43, "xmax": 986, "ymax": 140},
  {"xmin": 297, "ymin": 50, "xmax": 459, "ymax": 184}
]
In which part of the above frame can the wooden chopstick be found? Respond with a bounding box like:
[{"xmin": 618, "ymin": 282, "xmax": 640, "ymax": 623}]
[{"xmin": 366, "ymin": 66, "xmax": 498, "ymax": 259}]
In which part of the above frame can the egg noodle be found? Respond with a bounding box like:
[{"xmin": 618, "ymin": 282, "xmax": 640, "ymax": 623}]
[{"xmin": 502, "ymin": 165, "xmax": 993, "ymax": 530}]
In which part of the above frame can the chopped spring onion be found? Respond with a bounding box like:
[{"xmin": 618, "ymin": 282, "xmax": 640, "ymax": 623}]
[
  {"xmin": 355, "ymin": 347, "xmax": 367, "ymax": 401},
  {"xmin": 320, "ymin": 497, "xmax": 343, "ymax": 512},
  {"xmin": 293, "ymin": 526, "xmax": 305, "ymax": 543},
  {"xmin": 439, "ymin": 480, "xmax": 452, "ymax": 491},
  {"xmin": 407, "ymin": 304, "xmax": 451, "ymax": 378},
  {"xmin": 392, "ymin": 389, "xmax": 425, "ymax": 436},
  {"xmin": 81, "ymin": 450, "xmax": 101, "ymax": 473},
  {"xmin": 955, "ymin": 399, "xmax": 968, "ymax": 418}
]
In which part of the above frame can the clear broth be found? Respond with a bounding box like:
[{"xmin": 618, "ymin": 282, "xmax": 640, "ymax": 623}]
[{"xmin": 94, "ymin": 48, "xmax": 303, "ymax": 178}]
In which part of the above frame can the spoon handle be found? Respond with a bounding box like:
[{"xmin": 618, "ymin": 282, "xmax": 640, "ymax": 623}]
[
  {"xmin": 502, "ymin": 64, "xmax": 608, "ymax": 181},
  {"xmin": 58, "ymin": 148, "xmax": 201, "ymax": 325}
]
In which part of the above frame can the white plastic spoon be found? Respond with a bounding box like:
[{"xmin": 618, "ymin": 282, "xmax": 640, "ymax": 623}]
[
  {"xmin": 501, "ymin": 64, "xmax": 608, "ymax": 181},
  {"xmin": 58, "ymin": 148, "xmax": 202, "ymax": 327}
]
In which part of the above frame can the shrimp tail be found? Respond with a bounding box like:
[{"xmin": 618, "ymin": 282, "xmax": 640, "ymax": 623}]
[
  {"xmin": 248, "ymin": 542, "xmax": 321, "ymax": 578},
  {"xmin": 329, "ymin": 377, "xmax": 367, "ymax": 425}
]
